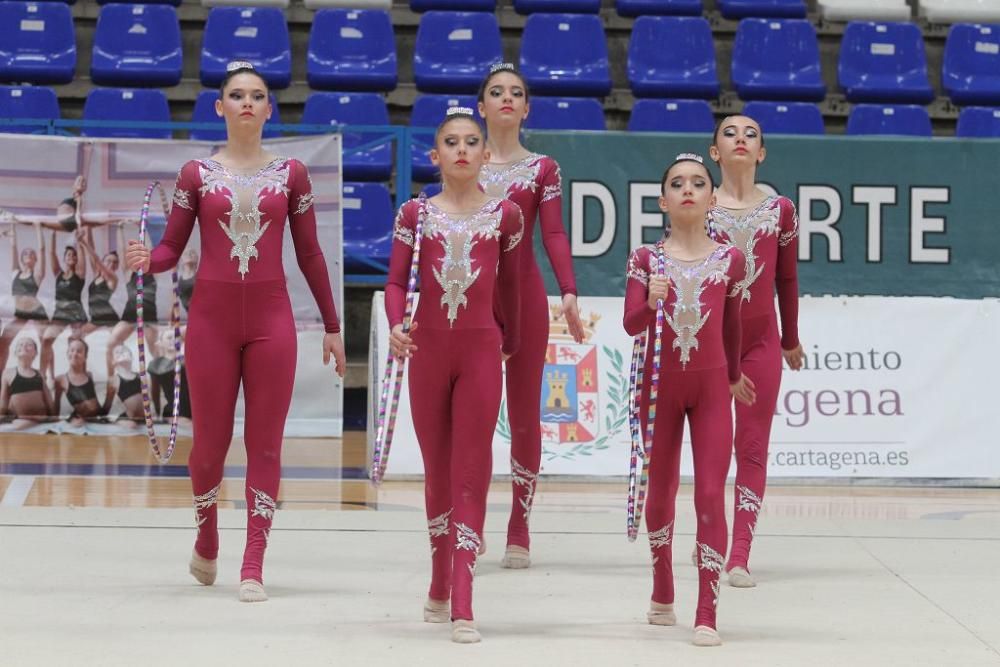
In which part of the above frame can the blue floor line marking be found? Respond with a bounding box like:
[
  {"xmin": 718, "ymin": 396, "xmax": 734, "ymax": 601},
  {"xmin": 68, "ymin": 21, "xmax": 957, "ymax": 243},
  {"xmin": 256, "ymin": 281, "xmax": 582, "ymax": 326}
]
[{"xmin": 0, "ymin": 463, "xmax": 369, "ymax": 480}]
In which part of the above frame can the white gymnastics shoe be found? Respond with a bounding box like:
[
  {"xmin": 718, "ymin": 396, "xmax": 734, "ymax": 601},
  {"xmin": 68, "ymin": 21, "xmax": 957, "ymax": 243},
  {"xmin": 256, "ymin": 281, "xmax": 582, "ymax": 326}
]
[
  {"xmin": 692, "ymin": 625, "xmax": 722, "ymax": 647},
  {"xmin": 451, "ymin": 619, "xmax": 481, "ymax": 644},
  {"xmin": 646, "ymin": 601, "xmax": 676, "ymax": 626}
]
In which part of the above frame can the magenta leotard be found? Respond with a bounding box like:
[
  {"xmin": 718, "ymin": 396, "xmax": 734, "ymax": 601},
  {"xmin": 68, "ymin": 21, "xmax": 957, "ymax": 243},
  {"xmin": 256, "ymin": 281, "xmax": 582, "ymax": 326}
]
[
  {"xmin": 386, "ymin": 196, "xmax": 523, "ymax": 621},
  {"xmin": 708, "ymin": 195, "xmax": 800, "ymax": 572},
  {"xmin": 150, "ymin": 157, "xmax": 340, "ymax": 583},
  {"xmin": 479, "ymin": 153, "xmax": 577, "ymax": 551},
  {"xmin": 624, "ymin": 241, "xmax": 746, "ymax": 630}
]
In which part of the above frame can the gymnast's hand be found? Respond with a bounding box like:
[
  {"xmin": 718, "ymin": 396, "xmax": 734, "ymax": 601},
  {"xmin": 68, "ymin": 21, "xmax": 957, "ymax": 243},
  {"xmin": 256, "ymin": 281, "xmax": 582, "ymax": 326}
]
[
  {"xmin": 647, "ymin": 276, "xmax": 669, "ymax": 311},
  {"xmin": 323, "ymin": 332, "xmax": 346, "ymax": 378},
  {"xmin": 390, "ymin": 322, "xmax": 418, "ymax": 359},
  {"xmin": 125, "ymin": 240, "xmax": 151, "ymax": 272},
  {"xmin": 562, "ymin": 294, "xmax": 585, "ymax": 344},
  {"xmin": 782, "ymin": 343, "xmax": 804, "ymax": 371},
  {"xmin": 730, "ymin": 373, "xmax": 757, "ymax": 406}
]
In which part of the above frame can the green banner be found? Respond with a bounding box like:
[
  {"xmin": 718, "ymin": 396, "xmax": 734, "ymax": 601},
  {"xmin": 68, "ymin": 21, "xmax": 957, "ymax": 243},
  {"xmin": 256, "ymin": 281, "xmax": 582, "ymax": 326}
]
[{"xmin": 523, "ymin": 131, "xmax": 1000, "ymax": 299}]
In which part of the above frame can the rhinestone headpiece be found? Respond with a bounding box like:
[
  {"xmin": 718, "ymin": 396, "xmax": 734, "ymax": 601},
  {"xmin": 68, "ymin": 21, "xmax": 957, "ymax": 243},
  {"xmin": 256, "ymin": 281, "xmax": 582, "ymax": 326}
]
[
  {"xmin": 445, "ymin": 106, "xmax": 475, "ymax": 118},
  {"xmin": 226, "ymin": 60, "xmax": 255, "ymax": 73},
  {"xmin": 490, "ymin": 62, "xmax": 516, "ymax": 74},
  {"xmin": 675, "ymin": 152, "xmax": 704, "ymax": 163}
]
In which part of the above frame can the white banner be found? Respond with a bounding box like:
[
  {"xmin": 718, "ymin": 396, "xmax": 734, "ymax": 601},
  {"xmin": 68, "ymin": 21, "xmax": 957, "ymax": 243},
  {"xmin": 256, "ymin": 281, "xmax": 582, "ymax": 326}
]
[
  {"xmin": 368, "ymin": 293, "xmax": 1000, "ymax": 479},
  {"xmin": 0, "ymin": 134, "xmax": 343, "ymax": 436}
]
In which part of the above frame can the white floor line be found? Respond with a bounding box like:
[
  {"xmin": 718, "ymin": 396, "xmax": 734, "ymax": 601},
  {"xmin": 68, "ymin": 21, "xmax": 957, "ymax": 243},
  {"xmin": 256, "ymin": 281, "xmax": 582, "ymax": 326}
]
[{"xmin": 0, "ymin": 475, "xmax": 35, "ymax": 507}]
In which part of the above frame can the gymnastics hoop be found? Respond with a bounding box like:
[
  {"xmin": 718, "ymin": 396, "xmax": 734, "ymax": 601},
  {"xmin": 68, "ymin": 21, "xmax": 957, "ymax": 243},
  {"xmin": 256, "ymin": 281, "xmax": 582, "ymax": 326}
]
[
  {"xmin": 135, "ymin": 181, "xmax": 183, "ymax": 464},
  {"xmin": 371, "ymin": 193, "xmax": 427, "ymax": 485},
  {"xmin": 627, "ymin": 244, "xmax": 666, "ymax": 541}
]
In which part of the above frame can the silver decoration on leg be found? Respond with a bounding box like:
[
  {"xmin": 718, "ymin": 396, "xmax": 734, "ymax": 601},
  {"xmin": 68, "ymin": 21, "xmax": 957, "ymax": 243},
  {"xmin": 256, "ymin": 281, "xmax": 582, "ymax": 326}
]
[
  {"xmin": 736, "ymin": 485, "xmax": 763, "ymax": 515},
  {"xmin": 193, "ymin": 483, "xmax": 220, "ymax": 528},
  {"xmin": 455, "ymin": 523, "xmax": 482, "ymax": 579},
  {"xmin": 511, "ymin": 458, "xmax": 538, "ymax": 522},
  {"xmin": 249, "ymin": 487, "xmax": 277, "ymax": 521},
  {"xmin": 428, "ymin": 508, "xmax": 452, "ymax": 556},
  {"xmin": 428, "ymin": 508, "xmax": 452, "ymax": 537},
  {"xmin": 736, "ymin": 486, "xmax": 764, "ymax": 540},
  {"xmin": 648, "ymin": 521, "xmax": 674, "ymax": 566},
  {"xmin": 648, "ymin": 521, "xmax": 673, "ymax": 567},
  {"xmin": 455, "ymin": 523, "xmax": 482, "ymax": 553},
  {"xmin": 697, "ymin": 542, "xmax": 726, "ymax": 608},
  {"xmin": 737, "ymin": 485, "xmax": 763, "ymax": 540}
]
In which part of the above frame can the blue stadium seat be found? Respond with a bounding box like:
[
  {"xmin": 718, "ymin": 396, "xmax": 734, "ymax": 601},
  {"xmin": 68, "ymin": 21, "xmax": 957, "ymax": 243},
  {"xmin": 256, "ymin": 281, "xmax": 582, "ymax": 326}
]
[
  {"xmin": 99, "ymin": 0, "xmax": 181, "ymax": 4},
  {"xmin": 741, "ymin": 101, "xmax": 825, "ymax": 134},
  {"xmin": 413, "ymin": 11, "xmax": 502, "ymax": 93},
  {"xmin": 0, "ymin": 1, "xmax": 76, "ymax": 85},
  {"xmin": 200, "ymin": 7, "xmax": 291, "ymax": 89},
  {"xmin": 616, "ymin": 0, "xmax": 703, "ymax": 17},
  {"xmin": 302, "ymin": 92, "xmax": 392, "ymax": 181},
  {"xmin": 82, "ymin": 88, "xmax": 172, "ymax": 139},
  {"xmin": 514, "ymin": 0, "xmax": 601, "ymax": 14},
  {"xmin": 342, "ymin": 182, "xmax": 393, "ymax": 273},
  {"xmin": 627, "ymin": 98, "xmax": 715, "ymax": 132},
  {"xmin": 956, "ymin": 106, "xmax": 1000, "ymax": 137},
  {"xmin": 524, "ymin": 96, "xmax": 605, "ymax": 130},
  {"xmin": 520, "ymin": 14, "xmax": 612, "ymax": 97},
  {"xmin": 0, "ymin": 85, "xmax": 59, "ymax": 133},
  {"xmin": 718, "ymin": 0, "xmax": 806, "ymax": 18},
  {"xmin": 839, "ymin": 22, "xmax": 934, "ymax": 104},
  {"xmin": 731, "ymin": 19, "xmax": 826, "ymax": 101},
  {"xmin": 628, "ymin": 17, "xmax": 719, "ymax": 99},
  {"xmin": 91, "ymin": 4, "xmax": 182, "ymax": 87},
  {"xmin": 410, "ymin": 0, "xmax": 495, "ymax": 11},
  {"xmin": 410, "ymin": 93, "xmax": 477, "ymax": 181},
  {"xmin": 189, "ymin": 89, "xmax": 282, "ymax": 141},
  {"xmin": 846, "ymin": 104, "xmax": 932, "ymax": 136},
  {"xmin": 307, "ymin": 9, "xmax": 397, "ymax": 92},
  {"xmin": 943, "ymin": 23, "xmax": 1000, "ymax": 106},
  {"xmin": 421, "ymin": 182, "xmax": 443, "ymax": 198}
]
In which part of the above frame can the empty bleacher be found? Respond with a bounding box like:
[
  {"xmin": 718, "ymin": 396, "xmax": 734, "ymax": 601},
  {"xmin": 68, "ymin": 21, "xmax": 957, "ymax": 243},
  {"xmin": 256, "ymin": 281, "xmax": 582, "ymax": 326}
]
[{"xmin": 7, "ymin": 0, "xmax": 990, "ymax": 140}]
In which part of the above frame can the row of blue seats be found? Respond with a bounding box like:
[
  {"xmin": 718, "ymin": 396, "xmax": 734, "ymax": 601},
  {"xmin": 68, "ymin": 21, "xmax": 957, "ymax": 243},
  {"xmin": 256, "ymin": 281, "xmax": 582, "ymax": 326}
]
[
  {"xmin": 15, "ymin": 0, "xmax": 814, "ymax": 19},
  {"xmin": 13, "ymin": 0, "xmax": 183, "ymax": 4},
  {"xmin": 411, "ymin": 0, "xmax": 803, "ymax": 17},
  {"xmin": 3, "ymin": 3, "xmax": 1000, "ymax": 106},
  {"xmin": 4, "ymin": 86, "xmax": 999, "ymax": 184},
  {"xmin": 397, "ymin": 0, "xmax": 805, "ymax": 17}
]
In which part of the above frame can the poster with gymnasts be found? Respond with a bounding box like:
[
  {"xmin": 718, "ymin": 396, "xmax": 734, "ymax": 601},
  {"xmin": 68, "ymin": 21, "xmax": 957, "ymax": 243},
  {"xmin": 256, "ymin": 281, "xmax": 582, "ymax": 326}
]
[{"xmin": 0, "ymin": 133, "xmax": 343, "ymax": 437}]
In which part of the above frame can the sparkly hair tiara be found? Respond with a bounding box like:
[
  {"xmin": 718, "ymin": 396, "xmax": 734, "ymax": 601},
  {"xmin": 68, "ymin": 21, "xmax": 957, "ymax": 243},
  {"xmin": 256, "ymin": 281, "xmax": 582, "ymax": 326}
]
[
  {"xmin": 445, "ymin": 106, "xmax": 475, "ymax": 118},
  {"xmin": 226, "ymin": 60, "xmax": 256, "ymax": 73},
  {"xmin": 490, "ymin": 62, "xmax": 516, "ymax": 74},
  {"xmin": 675, "ymin": 152, "xmax": 704, "ymax": 163}
]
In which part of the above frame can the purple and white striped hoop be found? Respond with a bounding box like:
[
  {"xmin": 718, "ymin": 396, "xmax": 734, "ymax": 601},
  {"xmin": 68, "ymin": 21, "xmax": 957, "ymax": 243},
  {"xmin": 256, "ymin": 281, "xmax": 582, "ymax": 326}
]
[{"xmin": 135, "ymin": 181, "xmax": 183, "ymax": 464}]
